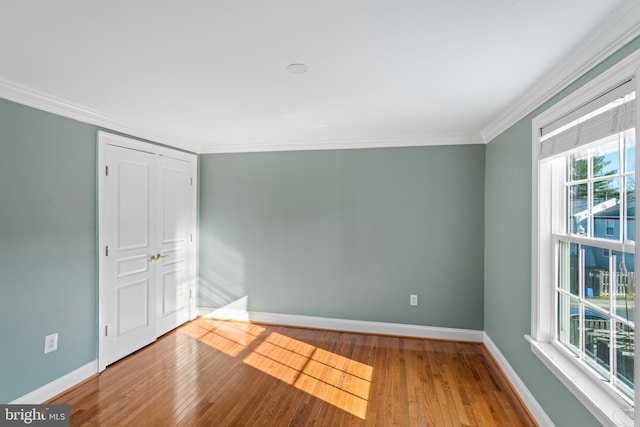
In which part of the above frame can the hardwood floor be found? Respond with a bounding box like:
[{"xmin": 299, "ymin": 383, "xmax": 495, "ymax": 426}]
[{"xmin": 50, "ymin": 318, "xmax": 537, "ymax": 426}]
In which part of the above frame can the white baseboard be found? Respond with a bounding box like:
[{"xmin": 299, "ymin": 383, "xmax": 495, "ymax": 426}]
[
  {"xmin": 199, "ymin": 307, "xmax": 484, "ymax": 342},
  {"xmin": 483, "ymin": 333, "xmax": 554, "ymax": 427},
  {"xmin": 10, "ymin": 360, "xmax": 98, "ymax": 404}
]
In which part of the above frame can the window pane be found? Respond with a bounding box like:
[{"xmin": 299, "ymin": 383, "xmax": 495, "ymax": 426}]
[
  {"xmin": 584, "ymin": 245, "xmax": 610, "ymax": 310},
  {"xmin": 558, "ymin": 241, "xmax": 579, "ymax": 296},
  {"xmin": 627, "ymin": 176, "xmax": 635, "ymax": 242},
  {"xmin": 568, "ymin": 151, "xmax": 588, "ymax": 181},
  {"xmin": 584, "ymin": 309, "xmax": 610, "ymax": 372},
  {"xmin": 558, "ymin": 293, "xmax": 580, "ymax": 351},
  {"xmin": 592, "ymin": 178, "xmax": 620, "ymax": 241},
  {"xmin": 612, "ymin": 250, "xmax": 635, "ymax": 323},
  {"xmin": 592, "ymin": 177, "xmax": 620, "ymax": 203},
  {"xmin": 615, "ymin": 322, "xmax": 634, "ymax": 393},
  {"xmin": 569, "ymin": 184, "xmax": 588, "ymax": 235},
  {"xmin": 592, "ymin": 140, "xmax": 620, "ymax": 178},
  {"xmin": 625, "ymin": 132, "xmax": 635, "ymax": 173}
]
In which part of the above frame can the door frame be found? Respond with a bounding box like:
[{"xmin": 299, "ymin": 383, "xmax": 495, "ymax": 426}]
[{"xmin": 97, "ymin": 131, "xmax": 198, "ymax": 372}]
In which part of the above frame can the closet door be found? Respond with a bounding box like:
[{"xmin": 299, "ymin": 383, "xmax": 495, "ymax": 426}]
[
  {"xmin": 102, "ymin": 144, "xmax": 158, "ymax": 367},
  {"xmin": 156, "ymin": 155, "xmax": 193, "ymax": 337},
  {"xmin": 98, "ymin": 132, "xmax": 197, "ymax": 371}
]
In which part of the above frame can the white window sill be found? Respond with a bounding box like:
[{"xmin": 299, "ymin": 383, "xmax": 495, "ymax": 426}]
[{"xmin": 525, "ymin": 335, "xmax": 634, "ymax": 427}]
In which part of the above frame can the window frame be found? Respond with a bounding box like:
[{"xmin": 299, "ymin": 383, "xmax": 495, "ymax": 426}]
[{"xmin": 529, "ymin": 50, "xmax": 640, "ymax": 426}]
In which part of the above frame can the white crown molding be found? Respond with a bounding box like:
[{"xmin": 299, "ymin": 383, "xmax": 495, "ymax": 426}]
[
  {"xmin": 10, "ymin": 360, "xmax": 97, "ymax": 404},
  {"xmin": 199, "ymin": 133, "xmax": 484, "ymax": 154},
  {"xmin": 0, "ymin": 78, "xmax": 200, "ymax": 154},
  {"xmin": 481, "ymin": 0, "xmax": 640, "ymax": 143},
  {"xmin": 0, "ymin": 75, "xmax": 484, "ymax": 154},
  {"xmin": 483, "ymin": 333, "xmax": 554, "ymax": 427}
]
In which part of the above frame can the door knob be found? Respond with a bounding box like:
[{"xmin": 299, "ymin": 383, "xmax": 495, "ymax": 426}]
[{"xmin": 150, "ymin": 253, "xmax": 169, "ymax": 263}]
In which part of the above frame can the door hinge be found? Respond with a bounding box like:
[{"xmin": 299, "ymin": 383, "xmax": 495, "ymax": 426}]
[
  {"xmin": 106, "ymin": 165, "xmax": 109, "ymax": 176},
  {"xmin": 105, "ymin": 245, "xmax": 109, "ymax": 256},
  {"xmin": 189, "ymin": 233, "xmax": 193, "ymax": 242},
  {"xmin": 190, "ymin": 177, "xmax": 193, "ymax": 186},
  {"xmin": 105, "ymin": 325, "xmax": 108, "ymax": 337},
  {"xmin": 189, "ymin": 290, "xmax": 193, "ymax": 300}
]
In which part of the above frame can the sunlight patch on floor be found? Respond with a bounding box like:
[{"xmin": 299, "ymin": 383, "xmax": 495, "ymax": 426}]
[
  {"xmin": 179, "ymin": 319, "xmax": 265, "ymax": 357},
  {"xmin": 242, "ymin": 332, "xmax": 372, "ymax": 419}
]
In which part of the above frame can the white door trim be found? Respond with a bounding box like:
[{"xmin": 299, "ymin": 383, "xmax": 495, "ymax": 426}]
[{"xmin": 97, "ymin": 131, "xmax": 197, "ymax": 372}]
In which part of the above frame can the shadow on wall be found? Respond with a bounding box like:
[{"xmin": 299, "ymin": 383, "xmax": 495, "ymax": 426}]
[{"xmin": 198, "ymin": 236, "xmax": 246, "ymax": 309}]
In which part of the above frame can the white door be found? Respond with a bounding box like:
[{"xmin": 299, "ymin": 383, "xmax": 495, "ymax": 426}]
[
  {"xmin": 98, "ymin": 132, "xmax": 197, "ymax": 371},
  {"xmin": 156, "ymin": 156, "xmax": 193, "ymax": 336},
  {"xmin": 102, "ymin": 144, "xmax": 158, "ymax": 367}
]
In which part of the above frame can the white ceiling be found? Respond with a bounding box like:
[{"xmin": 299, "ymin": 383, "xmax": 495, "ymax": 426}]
[{"xmin": 0, "ymin": 1, "xmax": 638, "ymax": 153}]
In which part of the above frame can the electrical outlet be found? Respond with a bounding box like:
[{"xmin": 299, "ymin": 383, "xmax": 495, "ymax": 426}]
[
  {"xmin": 410, "ymin": 294, "xmax": 418, "ymax": 306},
  {"xmin": 44, "ymin": 333, "xmax": 58, "ymax": 354}
]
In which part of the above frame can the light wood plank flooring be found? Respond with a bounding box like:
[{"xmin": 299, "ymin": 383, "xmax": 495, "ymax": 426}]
[{"xmin": 50, "ymin": 317, "xmax": 537, "ymax": 426}]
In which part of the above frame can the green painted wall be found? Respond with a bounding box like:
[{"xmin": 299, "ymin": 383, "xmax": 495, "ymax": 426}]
[
  {"xmin": 0, "ymin": 99, "xmax": 97, "ymax": 403},
  {"xmin": 484, "ymin": 36, "xmax": 640, "ymax": 426},
  {"xmin": 199, "ymin": 145, "xmax": 485, "ymax": 329}
]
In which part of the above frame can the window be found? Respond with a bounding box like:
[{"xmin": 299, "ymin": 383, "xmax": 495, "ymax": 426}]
[
  {"xmin": 557, "ymin": 134, "xmax": 635, "ymax": 400},
  {"xmin": 530, "ymin": 52, "xmax": 639, "ymax": 425}
]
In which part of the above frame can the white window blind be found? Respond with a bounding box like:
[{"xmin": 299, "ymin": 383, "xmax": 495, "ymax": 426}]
[{"xmin": 539, "ymin": 78, "xmax": 636, "ymax": 159}]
